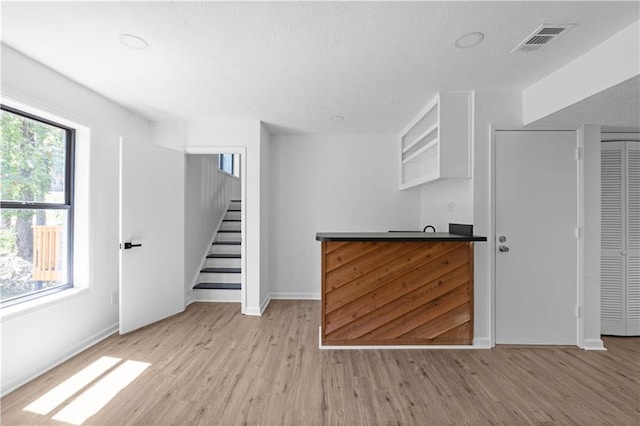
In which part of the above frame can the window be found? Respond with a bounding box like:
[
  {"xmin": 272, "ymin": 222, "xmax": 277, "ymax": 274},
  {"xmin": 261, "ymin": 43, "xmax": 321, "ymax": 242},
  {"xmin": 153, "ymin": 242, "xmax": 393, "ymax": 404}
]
[
  {"xmin": 1, "ymin": 105, "xmax": 75, "ymax": 306},
  {"xmin": 219, "ymin": 153, "xmax": 234, "ymax": 175}
]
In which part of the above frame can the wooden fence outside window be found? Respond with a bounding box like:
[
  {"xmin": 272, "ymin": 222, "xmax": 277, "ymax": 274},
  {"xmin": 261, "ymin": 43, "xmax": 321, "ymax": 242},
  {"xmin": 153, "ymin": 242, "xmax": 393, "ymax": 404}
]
[{"xmin": 32, "ymin": 225, "xmax": 63, "ymax": 281}]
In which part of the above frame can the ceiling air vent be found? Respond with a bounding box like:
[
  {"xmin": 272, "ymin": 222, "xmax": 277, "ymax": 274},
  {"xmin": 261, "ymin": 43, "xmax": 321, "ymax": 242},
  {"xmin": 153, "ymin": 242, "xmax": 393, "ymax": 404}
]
[{"xmin": 511, "ymin": 24, "xmax": 576, "ymax": 53}]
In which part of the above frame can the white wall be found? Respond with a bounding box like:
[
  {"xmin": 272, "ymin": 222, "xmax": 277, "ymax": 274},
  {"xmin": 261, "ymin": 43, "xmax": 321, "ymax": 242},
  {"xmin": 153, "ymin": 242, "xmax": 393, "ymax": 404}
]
[
  {"xmin": 259, "ymin": 124, "xmax": 271, "ymax": 311},
  {"xmin": 472, "ymin": 91, "xmax": 523, "ymax": 346},
  {"xmin": 0, "ymin": 44, "xmax": 151, "ymax": 394},
  {"xmin": 151, "ymin": 121, "xmax": 187, "ymax": 150},
  {"xmin": 579, "ymin": 125, "xmax": 604, "ymax": 349},
  {"xmin": 420, "ymin": 180, "xmax": 473, "ymax": 232},
  {"xmin": 269, "ymin": 134, "xmax": 421, "ymax": 299},
  {"xmin": 184, "ymin": 154, "xmax": 241, "ymax": 303}
]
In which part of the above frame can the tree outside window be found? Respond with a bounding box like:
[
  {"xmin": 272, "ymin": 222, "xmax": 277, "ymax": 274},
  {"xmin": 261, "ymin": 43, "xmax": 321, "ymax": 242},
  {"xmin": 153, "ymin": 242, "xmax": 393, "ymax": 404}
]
[{"xmin": 1, "ymin": 106, "xmax": 74, "ymax": 305}]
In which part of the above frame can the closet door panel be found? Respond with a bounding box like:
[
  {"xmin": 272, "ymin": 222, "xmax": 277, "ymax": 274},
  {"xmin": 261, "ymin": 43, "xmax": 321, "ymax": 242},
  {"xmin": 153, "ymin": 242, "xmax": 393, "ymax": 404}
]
[
  {"xmin": 626, "ymin": 144, "xmax": 640, "ymax": 334},
  {"xmin": 601, "ymin": 142, "xmax": 626, "ymax": 335},
  {"xmin": 628, "ymin": 256, "xmax": 640, "ymax": 334}
]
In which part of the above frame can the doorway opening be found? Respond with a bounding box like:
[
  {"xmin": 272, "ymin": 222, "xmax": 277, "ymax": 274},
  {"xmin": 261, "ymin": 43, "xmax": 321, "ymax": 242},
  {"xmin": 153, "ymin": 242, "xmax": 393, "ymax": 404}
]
[{"xmin": 184, "ymin": 148, "xmax": 247, "ymax": 314}]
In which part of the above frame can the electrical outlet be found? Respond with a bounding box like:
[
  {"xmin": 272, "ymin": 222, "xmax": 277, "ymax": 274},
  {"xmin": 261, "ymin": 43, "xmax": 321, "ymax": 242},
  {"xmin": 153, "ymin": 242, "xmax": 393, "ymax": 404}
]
[
  {"xmin": 111, "ymin": 291, "xmax": 119, "ymax": 305},
  {"xmin": 448, "ymin": 202, "xmax": 455, "ymax": 213}
]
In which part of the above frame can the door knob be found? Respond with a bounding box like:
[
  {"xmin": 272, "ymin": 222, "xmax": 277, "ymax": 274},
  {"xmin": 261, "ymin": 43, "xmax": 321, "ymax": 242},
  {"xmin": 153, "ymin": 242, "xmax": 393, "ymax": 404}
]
[
  {"xmin": 498, "ymin": 235, "xmax": 507, "ymax": 243},
  {"xmin": 122, "ymin": 242, "xmax": 142, "ymax": 250},
  {"xmin": 498, "ymin": 245, "xmax": 509, "ymax": 253}
]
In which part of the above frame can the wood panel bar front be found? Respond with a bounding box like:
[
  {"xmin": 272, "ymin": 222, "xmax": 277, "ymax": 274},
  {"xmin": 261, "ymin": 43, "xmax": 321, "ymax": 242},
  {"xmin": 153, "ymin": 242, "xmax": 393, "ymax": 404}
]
[{"xmin": 319, "ymin": 239, "xmax": 475, "ymax": 346}]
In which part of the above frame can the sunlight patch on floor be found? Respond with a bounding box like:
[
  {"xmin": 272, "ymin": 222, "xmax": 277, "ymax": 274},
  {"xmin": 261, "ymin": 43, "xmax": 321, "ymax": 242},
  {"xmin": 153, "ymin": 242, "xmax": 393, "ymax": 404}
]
[
  {"xmin": 51, "ymin": 360, "xmax": 150, "ymax": 425},
  {"xmin": 23, "ymin": 356, "xmax": 151, "ymax": 425},
  {"xmin": 24, "ymin": 356, "xmax": 121, "ymax": 415}
]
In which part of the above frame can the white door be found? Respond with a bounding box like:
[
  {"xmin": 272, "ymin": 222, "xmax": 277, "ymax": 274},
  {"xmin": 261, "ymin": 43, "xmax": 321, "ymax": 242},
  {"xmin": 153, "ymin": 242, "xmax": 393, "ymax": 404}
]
[
  {"xmin": 119, "ymin": 137, "xmax": 185, "ymax": 334},
  {"xmin": 495, "ymin": 130, "xmax": 577, "ymax": 345}
]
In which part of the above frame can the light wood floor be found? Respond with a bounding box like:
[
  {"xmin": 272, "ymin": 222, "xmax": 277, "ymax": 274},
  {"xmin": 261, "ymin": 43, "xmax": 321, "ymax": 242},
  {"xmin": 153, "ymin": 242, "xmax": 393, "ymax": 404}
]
[{"xmin": 2, "ymin": 300, "xmax": 639, "ymax": 425}]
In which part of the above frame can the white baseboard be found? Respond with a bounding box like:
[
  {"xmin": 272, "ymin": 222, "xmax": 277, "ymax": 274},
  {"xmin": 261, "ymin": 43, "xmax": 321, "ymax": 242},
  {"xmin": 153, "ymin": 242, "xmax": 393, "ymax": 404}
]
[
  {"xmin": 244, "ymin": 306, "xmax": 262, "ymax": 316},
  {"xmin": 319, "ymin": 327, "xmax": 491, "ymax": 350},
  {"xmin": 270, "ymin": 292, "xmax": 321, "ymax": 300},
  {"xmin": 472, "ymin": 337, "xmax": 493, "ymax": 349},
  {"xmin": 259, "ymin": 295, "xmax": 271, "ymax": 315},
  {"xmin": 582, "ymin": 338, "xmax": 607, "ymax": 351},
  {"xmin": 184, "ymin": 292, "xmax": 194, "ymax": 307},
  {"xmin": 2, "ymin": 322, "xmax": 118, "ymax": 397},
  {"xmin": 243, "ymin": 296, "xmax": 271, "ymax": 317},
  {"xmin": 242, "ymin": 293, "xmax": 321, "ymax": 316},
  {"xmin": 319, "ymin": 344, "xmax": 489, "ymax": 350},
  {"xmin": 244, "ymin": 293, "xmax": 319, "ymax": 316}
]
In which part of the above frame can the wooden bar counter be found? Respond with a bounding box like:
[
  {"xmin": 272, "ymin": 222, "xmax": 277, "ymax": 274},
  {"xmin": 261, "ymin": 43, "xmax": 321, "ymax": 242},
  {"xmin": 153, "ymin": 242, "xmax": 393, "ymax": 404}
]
[{"xmin": 316, "ymin": 231, "xmax": 486, "ymax": 346}]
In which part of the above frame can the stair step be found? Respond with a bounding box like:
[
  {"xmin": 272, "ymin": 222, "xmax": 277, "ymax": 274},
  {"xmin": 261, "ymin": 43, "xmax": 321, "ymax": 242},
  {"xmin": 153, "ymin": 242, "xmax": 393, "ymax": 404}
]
[
  {"xmin": 221, "ymin": 222, "xmax": 241, "ymax": 231},
  {"xmin": 223, "ymin": 219, "xmax": 241, "ymax": 222},
  {"xmin": 200, "ymin": 267, "xmax": 241, "ymax": 274},
  {"xmin": 193, "ymin": 282, "xmax": 241, "ymax": 290},
  {"xmin": 217, "ymin": 230, "xmax": 241, "ymax": 233},
  {"xmin": 227, "ymin": 209, "xmax": 241, "ymax": 212},
  {"xmin": 207, "ymin": 253, "xmax": 241, "ymax": 258},
  {"xmin": 206, "ymin": 257, "xmax": 240, "ymax": 268},
  {"xmin": 213, "ymin": 241, "xmax": 241, "ymax": 245},
  {"xmin": 211, "ymin": 245, "xmax": 241, "ymax": 254},
  {"xmin": 217, "ymin": 233, "xmax": 241, "ymax": 242}
]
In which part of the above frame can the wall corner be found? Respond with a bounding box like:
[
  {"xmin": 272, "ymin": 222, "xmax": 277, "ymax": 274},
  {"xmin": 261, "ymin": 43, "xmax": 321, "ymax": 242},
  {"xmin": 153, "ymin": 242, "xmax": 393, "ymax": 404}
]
[{"xmin": 578, "ymin": 124, "xmax": 602, "ymax": 348}]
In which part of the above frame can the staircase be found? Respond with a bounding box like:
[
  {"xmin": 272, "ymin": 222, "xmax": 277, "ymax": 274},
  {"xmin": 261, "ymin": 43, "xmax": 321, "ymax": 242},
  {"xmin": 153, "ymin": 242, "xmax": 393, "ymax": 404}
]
[{"xmin": 193, "ymin": 200, "xmax": 242, "ymax": 301}]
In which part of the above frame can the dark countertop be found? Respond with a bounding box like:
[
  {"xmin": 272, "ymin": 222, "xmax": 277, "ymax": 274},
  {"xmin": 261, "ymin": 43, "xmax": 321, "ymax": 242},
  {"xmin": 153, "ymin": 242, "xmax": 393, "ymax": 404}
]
[{"xmin": 315, "ymin": 232, "xmax": 487, "ymax": 242}]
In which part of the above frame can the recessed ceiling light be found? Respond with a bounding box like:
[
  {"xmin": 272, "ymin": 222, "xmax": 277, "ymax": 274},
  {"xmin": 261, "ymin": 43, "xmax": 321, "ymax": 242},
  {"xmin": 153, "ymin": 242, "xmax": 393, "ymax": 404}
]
[
  {"xmin": 454, "ymin": 32, "xmax": 485, "ymax": 49},
  {"xmin": 330, "ymin": 115, "xmax": 344, "ymax": 121},
  {"xmin": 118, "ymin": 34, "xmax": 149, "ymax": 50}
]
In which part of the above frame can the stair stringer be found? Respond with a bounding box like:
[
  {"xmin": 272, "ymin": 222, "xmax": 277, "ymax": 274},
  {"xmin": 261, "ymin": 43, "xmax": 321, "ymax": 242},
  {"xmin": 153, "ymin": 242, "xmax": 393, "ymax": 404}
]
[{"xmin": 186, "ymin": 199, "xmax": 233, "ymax": 306}]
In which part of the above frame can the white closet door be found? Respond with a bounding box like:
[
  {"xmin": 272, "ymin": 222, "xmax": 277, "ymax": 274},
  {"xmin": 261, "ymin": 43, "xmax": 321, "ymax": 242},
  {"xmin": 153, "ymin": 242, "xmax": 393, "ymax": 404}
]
[
  {"xmin": 601, "ymin": 142, "xmax": 626, "ymax": 335},
  {"xmin": 626, "ymin": 143, "xmax": 640, "ymax": 335}
]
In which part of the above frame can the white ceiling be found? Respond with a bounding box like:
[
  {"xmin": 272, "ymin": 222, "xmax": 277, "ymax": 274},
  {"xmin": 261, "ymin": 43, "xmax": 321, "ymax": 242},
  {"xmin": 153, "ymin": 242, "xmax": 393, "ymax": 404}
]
[{"xmin": 1, "ymin": 1, "xmax": 639, "ymax": 134}]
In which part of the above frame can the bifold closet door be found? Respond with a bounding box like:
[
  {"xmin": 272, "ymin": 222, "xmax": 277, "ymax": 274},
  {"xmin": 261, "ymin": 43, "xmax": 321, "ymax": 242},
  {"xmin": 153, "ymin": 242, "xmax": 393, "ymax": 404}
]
[{"xmin": 601, "ymin": 141, "xmax": 639, "ymax": 336}]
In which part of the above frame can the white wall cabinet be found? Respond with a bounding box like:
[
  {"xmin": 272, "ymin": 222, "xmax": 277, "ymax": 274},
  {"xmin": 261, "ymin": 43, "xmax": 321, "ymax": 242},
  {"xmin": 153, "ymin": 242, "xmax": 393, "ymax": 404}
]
[
  {"xmin": 601, "ymin": 140, "xmax": 639, "ymax": 336},
  {"xmin": 399, "ymin": 92, "xmax": 471, "ymax": 189}
]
